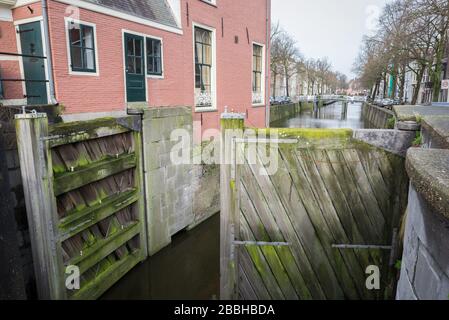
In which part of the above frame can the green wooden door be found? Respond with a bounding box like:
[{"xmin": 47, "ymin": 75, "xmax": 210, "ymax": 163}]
[
  {"xmin": 125, "ymin": 33, "xmax": 146, "ymax": 102},
  {"xmin": 19, "ymin": 21, "xmax": 48, "ymax": 105}
]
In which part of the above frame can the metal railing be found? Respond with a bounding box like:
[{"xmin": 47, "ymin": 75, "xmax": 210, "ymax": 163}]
[{"xmin": 0, "ymin": 52, "xmax": 49, "ymax": 100}]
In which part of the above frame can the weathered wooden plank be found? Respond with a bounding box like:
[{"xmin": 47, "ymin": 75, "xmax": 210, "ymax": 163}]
[
  {"xmin": 241, "ymin": 151, "xmax": 318, "ymax": 299},
  {"xmin": 15, "ymin": 113, "xmax": 66, "ymax": 300},
  {"xmin": 69, "ymin": 222, "xmax": 141, "ymax": 274},
  {"xmin": 239, "ymin": 210, "xmax": 298, "ymax": 300},
  {"xmin": 70, "ymin": 252, "xmax": 141, "ymax": 300},
  {"xmin": 220, "ymin": 115, "xmax": 244, "ymax": 300},
  {"xmin": 356, "ymin": 149, "xmax": 391, "ymax": 223},
  {"xmin": 132, "ymin": 130, "xmax": 148, "ymax": 259},
  {"xmin": 238, "ymin": 245, "xmax": 271, "ymax": 300},
  {"xmin": 259, "ymin": 246, "xmax": 298, "ymax": 300},
  {"xmin": 309, "ymin": 149, "xmax": 376, "ymax": 299},
  {"xmin": 244, "ymin": 245, "xmax": 285, "ymax": 300},
  {"xmin": 267, "ymin": 153, "xmax": 329, "ymax": 299},
  {"xmin": 53, "ymin": 153, "xmax": 136, "ymax": 196},
  {"xmin": 279, "ymin": 146, "xmax": 348, "ymax": 299},
  {"xmin": 340, "ymin": 149, "xmax": 386, "ymax": 237},
  {"xmin": 49, "ymin": 121, "xmax": 130, "ymax": 148},
  {"xmin": 238, "ymin": 265, "xmax": 258, "ymax": 300},
  {"xmin": 59, "ymin": 189, "xmax": 139, "ymax": 241},
  {"xmin": 296, "ymin": 148, "xmax": 361, "ymax": 299},
  {"xmin": 326, "ymin": 149, "xmax": 381, "ymax": 244}
]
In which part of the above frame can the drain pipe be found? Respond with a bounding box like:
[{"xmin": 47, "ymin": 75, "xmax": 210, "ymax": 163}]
[
  {"xmin": 265, "ymin": 0, "xmax": 271, "ymax": 127},
  {"xmin": 41, "ymin": 0, "xmax": 57, "ymax": 105}
]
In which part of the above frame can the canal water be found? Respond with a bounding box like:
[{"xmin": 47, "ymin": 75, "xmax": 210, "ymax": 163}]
[
  {"xmin": 272, "ymin": 101, "xmax": 365, "ymax": 129},
  {"xmin": 102, "ymin": 214, "xmax": 219, "ymax": 300},
  {"xmin": 102, "ymin": 101, "xmax": 363, "ymax": 300}
]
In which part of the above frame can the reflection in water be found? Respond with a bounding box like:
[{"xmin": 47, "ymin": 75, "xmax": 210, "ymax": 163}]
[
  {"xmin": 102, "ymin": 214, "xmax": 220, "ymax": 300},
  {"xmin": 272, "ymin": 102, "xmax": 365, "ymax": 129}
]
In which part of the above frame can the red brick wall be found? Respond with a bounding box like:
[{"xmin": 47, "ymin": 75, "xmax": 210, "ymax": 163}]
[
  {"xmin": 9, "ymin": 0, "xmax": 270, "ymax": 129},
  {"xmin": 0, "ymin": 21, "xmax": 22, "ymax": 100}
]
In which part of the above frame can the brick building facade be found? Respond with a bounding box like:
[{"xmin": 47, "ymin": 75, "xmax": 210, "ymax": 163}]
[{"xmin": 0, "ymin": 0, "xmax": 271, "ymax": 130}]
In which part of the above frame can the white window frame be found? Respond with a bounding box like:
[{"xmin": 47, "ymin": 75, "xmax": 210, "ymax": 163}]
[
  {"xmin": 200, "ymin": 0, "xmax": 217, "ymax": 6},
  {"xmin": 146, "ymin": 35, "xmax": 165, "ymax": 80},
  {"xmin": 192, "ymin": 22, "xmax": 217, "ymax": 112},
  {"xmin": 121, "ymin": 29, "xmax": 166, "ymax": 107},
  {"xmin": 65, "ymin": 17, "xmax": 100, "ymax": 76},
  {"xmin": 252, "ymin": 42, "xmax": 265, "ymax": 107}
]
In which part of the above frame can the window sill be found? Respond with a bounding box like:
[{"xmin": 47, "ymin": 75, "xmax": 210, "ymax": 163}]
[
  {"xmin": 252, "ymin": 103, "xmax": 266, "ymax": 108},
  {"xmin": 147, "ymin": 74, "xmax": 164, "ymax": 80},
  {"xmin": 195, "ymin": 106, "xmax": 218, "ymax": 113},
  {"xmin": 69, "ymin": 70, "xmax": 99, "ymax": 77}
]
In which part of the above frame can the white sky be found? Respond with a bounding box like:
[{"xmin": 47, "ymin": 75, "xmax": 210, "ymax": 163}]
[{"xmin": 272, "ymin": 0, "xmax": 392, "ymax": 78}]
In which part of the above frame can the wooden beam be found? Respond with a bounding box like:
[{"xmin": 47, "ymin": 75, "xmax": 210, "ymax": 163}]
[
  {"xmin": 58, "ymin": 189, "xmax": 139, "ymax": 241},
  {"xmin": 220, "ymin": 113, "xmax": 244, "ymax": 300},
  {"xmin": 132, "ymin": 130, "xmax": 148, "ymax": 259},
  {"xmin": 70, "ymin": 252, "xmax": 141, "ymax": 300},
  {"xmin": 15, "ymin": 113, "xmax": 66, "ymax": 300},
  {"xmin": 53, "ymin": 153, "xmax": 136, "ymax": 196},
  {"xmin": 69, "ymin": 222, "xmax": 141, "ymax": 274},
  {"xmin": 48, "ymin": 118, "xmax": 131, "ymax": 148}
]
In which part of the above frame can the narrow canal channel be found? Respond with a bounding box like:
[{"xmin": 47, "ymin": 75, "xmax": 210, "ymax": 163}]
[
  {"xmin": 102, "ymin": 101, "xmax": 364, "ymax": 300},
  {"xmin": 272, "ymin": 102, "xmax": 365, "ymax": 129},
  {"xmin": 102, "ymin": 214, "xmax": 220, "ymax": 300}
]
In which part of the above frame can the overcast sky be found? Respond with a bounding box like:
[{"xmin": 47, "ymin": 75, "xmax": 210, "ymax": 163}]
[{"xmin": 272, "ymin": 0, "xmax": 392, "ymax": 79}]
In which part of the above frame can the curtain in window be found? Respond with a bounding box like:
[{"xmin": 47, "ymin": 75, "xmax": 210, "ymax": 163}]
[{"xmin": 194, "ymin": 27, "xmax": 213, "ymax": 107}]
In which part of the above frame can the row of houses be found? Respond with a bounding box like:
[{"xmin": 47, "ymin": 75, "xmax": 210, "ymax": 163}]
[
  {"xmin": 0, "ymin": 0, "xmax": 271, "ymax": 131},
  {"xmin": 379, "ymin": 43, "xmax": 449, "ymax": 105}
]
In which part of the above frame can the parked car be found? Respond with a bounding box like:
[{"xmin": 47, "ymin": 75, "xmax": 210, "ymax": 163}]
[
  {"xmin": 393, "ymin": 98, "xmax": 402, "ymax": 105},
  {"xmin": 280, "ymin": 96, "xmax": 292, "ymax": 104}
]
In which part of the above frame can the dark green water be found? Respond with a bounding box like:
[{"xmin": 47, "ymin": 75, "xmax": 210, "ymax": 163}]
[
  {"xmin": 272, "ymin": 102, "xmax": 365, "ymax": 129},
  {"xmin": 102, "ymin": 214, "xmax": 220, "ymax": 300}
]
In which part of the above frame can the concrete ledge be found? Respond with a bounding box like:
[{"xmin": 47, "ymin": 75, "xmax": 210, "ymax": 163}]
[
  {"xmin": 397, "ymin": 121, "xmax": 421, "ymax": 131},
  {"xmin": 61, "ymin": 110, "xmax": 126, "ymax": 122},
  {"xmin": 406, "ymin": 148, "xmax": 449, "ymax": 219},
  {"xmin": 394, "ymin": 105, "xmax": 449, "ymax": 122},
  {"xmin": 353, "ymin": 129, "xmax": 415, "ymax": 157},
  {"xmin": 143, "ymin": 106, "xmax": 192, "ymax": 119},
  {"xmin": 422, "ymin": 116, "xmax": 449, "ymax": 149},
  {"xmin": 269, "ymin": 103, "xmax": 300, "ymax": 125},
  {"xmin": 361, "ymin": 103, "xmax": 395, "ymax": 129}
]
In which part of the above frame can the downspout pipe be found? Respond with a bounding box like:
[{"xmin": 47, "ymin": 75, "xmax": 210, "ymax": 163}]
[
  {"xmin": 265, "ymin": 0, "xmax": 271, "ymax": 128},
  {"xmin": 41, "ymin": 0, "xmax": 57, "ymax": 105}
]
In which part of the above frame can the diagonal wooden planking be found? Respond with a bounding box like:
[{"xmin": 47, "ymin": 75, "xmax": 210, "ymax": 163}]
[{"xmin": 232, "ymin": 136, "xmax": 407, "ymax": 300}]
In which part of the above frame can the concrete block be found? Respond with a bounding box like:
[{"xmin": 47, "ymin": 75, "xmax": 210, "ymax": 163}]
[
  {"xmin": 414, "ymin": 244, "xmax": 442, "ymax": 300},
  {"xmin": 396, "ymin": 266, "xmax": 418, "ymax": 300},
  {"xmin": 402, "ymin": 225, "xmax": 419, "ymax": 281},
  {"xmin": 353, "ymin": 129, "xmax": 415, "ymax": 157}
]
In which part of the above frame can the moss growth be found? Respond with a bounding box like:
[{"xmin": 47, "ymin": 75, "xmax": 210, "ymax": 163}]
[
  {"xmin": 387, "ymin": 117, "xmax": 396, "ymax": 129},
  {"xmin": 50, "ymin": 117, "xmax": 121, "ymax": 136},
  {"xmin": 220, "ymin": 118, "xmax": 245, "ymax": 130},
  {"xmin": 414, "ymin": 113, "xmax": 423, "ymax": 124},
  {"xmin": 230, "ymin": 179, "xmax": 236, "ymax": 191},
  {"xmin": 256, "ymin": 128, "xmax": 353, "ymax": 140},
  {"xmin": 412, "ymin": 132, "xmax": 423, "ymax": 147}
]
